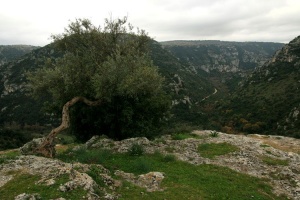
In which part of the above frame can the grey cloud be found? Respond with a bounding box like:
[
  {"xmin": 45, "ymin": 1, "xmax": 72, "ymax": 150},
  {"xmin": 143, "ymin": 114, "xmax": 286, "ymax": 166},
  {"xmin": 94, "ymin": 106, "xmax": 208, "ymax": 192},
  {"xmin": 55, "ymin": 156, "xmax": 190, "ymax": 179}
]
[
  {"xmin": 140, "ymin": 0, "xmax": 299, "ymax": 43},
  {"xmin": 0, "ymin": 0, "xmax": 299, "ymax": 45}
]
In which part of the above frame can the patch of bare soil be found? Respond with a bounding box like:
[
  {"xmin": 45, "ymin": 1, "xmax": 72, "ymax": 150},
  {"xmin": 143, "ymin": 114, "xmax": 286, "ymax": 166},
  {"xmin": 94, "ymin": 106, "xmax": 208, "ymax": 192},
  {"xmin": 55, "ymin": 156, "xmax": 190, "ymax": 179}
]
[{"xmin": 248, "ymin": 134, "xmax": 300, "ymax": 154}]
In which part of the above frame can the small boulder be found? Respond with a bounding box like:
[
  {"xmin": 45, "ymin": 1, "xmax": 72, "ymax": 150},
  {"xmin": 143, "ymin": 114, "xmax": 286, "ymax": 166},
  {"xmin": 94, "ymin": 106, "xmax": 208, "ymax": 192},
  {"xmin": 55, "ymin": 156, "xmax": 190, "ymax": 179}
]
[
  {"xmin": 137, "ymin": 172, "xmax": 164, "ymax": 192},
  {"xmin": 114, "ymin": 170, "xmax": 164, "ymax": 192},
  {"xmin": 14, "ymin": 193, "xmax": 41, "ymax": 200},
  {"xmin": 19, "ymin": 138, "xmax": 44, "ymax": 155}
]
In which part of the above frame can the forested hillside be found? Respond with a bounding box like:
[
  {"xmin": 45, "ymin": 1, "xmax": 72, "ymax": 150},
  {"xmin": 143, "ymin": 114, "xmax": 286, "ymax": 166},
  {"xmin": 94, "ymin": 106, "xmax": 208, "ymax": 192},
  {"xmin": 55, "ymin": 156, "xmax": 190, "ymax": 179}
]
[
  {"xmin": 1, "ymin": 34, "xmax": 299, "ymax": 145},
  {"xmin": 0, "ymin": 44, "xmax": 61, "ymax": 126},
  {"xmin": 0, "ymin": 45, "xmax": 38, "ymax": 66},
  {"xmin": 216, "ymin": 36, "xmax": 300, "ymax": 137}
]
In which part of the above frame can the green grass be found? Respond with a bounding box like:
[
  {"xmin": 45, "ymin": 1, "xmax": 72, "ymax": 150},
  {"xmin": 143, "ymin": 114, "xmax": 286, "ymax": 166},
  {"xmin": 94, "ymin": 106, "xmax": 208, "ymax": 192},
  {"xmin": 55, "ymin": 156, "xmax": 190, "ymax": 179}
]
[
  {"xmin": 0, "ymin": 142, "xmax": 289, "ymax": 200},
  {"xmin": 171, "ymin": 132, "xmax": 202, "ymax": 140},
  {"xmin": 0, "ymin": 173, "xmax": 88, "ymax": 199},
  {"xmin": 56, "ymin": 148, "xmax": 287, "ymax": 200},
  {"xmin": 260, "ymin": 144, "xmax": 270, "ymax": 148},
  {"xmin": 0, "ymin": 150, "xmax": 20, "ymax": 164},
  {"xmin": 114, "ymin": 155, "xmax": 286, "ymax": 200},
  {"xmin": 87, "ymin": 165, "xmax": 107, "ymax": 188},
  {"xmin": 55, "ymin": 133, "xmax": 77, "ymax": 145},
  {"xmin": 261, "ymin": 156, "xmax": 289, "ymax": 166},
  {"xmin": 198, "ymin": 142, "xmax": 239, "ymax": 158},
  {"xmin": 57, "ymin": 147, "xmax": 113, "ymax": 164},
  {"xmin": 163, "ymin": 154, "xmax": 176, "ymax": 162}
]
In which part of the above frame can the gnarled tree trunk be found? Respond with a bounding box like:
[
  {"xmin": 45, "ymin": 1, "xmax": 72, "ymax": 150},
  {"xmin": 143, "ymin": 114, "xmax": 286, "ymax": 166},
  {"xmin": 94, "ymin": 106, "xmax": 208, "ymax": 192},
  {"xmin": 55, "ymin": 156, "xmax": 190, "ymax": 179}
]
[{"xmin": 35, "ymin": 96, "xmax": 102, "ymax": 158}]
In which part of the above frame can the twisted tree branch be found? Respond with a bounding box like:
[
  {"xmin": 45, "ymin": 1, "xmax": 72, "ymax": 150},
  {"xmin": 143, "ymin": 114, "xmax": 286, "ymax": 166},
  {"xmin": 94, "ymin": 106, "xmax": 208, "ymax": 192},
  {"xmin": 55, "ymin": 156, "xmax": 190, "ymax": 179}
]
[{"xmin": 35, "ymin": 96, "xmax": 102, "ymax": 157}]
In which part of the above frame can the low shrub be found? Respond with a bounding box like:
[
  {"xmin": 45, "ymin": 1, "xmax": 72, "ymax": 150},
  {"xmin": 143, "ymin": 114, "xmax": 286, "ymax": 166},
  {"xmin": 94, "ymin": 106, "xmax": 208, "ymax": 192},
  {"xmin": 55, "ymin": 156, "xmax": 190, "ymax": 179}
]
[
  {"xmin": 163, "ymin": 154, "xmax": 176, "ymax": 162},
  {"xmin": 132, "ymin": 157, "xmax": 152, "ymax": 174},
  {"xmin": 162, "ymin": 123, "xmax": 199, "ymax": 135},
  {"xmin": 57, "ymin": 147, "xmax": 112, "ymax": 164},
  {"xmin": 128, "ymin": 143, "xmax": 144, "ymax": 156},
  {"xmin": 87, "ymin": 165, "xmax": 106, "ymax": 188},
  {"xmin": 171, "ymin": 132, "xmax": 200, "ymax": 140},
  {"xmin": 209, "ymin": 130, "xmax": 219, "ymax": 137},
  {"xmin": 172, "ymin": 133, "xmax": 190, "ymax": 140}
]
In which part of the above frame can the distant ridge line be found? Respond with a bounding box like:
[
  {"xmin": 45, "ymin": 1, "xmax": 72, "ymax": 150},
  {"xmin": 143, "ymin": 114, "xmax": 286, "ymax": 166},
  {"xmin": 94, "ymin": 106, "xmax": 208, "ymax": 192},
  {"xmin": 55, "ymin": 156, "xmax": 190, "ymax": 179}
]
[{"xmin": 160, "ymin": 40, "xmax": 284, "ymax": 46}]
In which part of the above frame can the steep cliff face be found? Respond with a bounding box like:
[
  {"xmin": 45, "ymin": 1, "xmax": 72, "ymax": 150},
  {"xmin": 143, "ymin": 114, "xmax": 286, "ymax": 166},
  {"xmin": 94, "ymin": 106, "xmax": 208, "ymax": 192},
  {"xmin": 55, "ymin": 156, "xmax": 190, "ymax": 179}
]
[
  {"xmin": 161, "ymin": 41, "xmax": 284, "ymax": 93},
  {"xmin": 249, "ymin": 36, "xmax": 300, "ymax": 80},
  {"xmin": 161, "ymin": 40, "xmax": 284, "ymax": 74},
  {"xmin": 220, "ymin": 36, "xmax": 300, "ymax": 137}
]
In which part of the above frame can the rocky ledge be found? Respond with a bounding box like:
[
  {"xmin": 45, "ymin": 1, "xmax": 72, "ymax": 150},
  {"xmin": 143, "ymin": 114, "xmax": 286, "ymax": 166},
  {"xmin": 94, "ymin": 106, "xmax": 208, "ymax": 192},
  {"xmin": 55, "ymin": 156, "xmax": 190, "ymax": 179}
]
[
  {"xmin": 1, "ymin": 130, "xmax": 300, "ymax": 199},
  {"xmin": 0, "ymin": 154, "xmax": 166, "ymax": 199},
  {"xmin": 83, "ymin": 130, "xmax": 300, "ymax": 199}
]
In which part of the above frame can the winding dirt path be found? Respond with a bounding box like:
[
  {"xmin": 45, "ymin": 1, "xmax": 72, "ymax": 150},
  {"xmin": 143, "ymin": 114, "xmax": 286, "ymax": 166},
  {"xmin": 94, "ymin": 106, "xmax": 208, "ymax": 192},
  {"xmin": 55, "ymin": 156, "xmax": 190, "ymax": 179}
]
[{"xmin": 201, "ymin": 88, "xmax": 218, "ymax": 101}]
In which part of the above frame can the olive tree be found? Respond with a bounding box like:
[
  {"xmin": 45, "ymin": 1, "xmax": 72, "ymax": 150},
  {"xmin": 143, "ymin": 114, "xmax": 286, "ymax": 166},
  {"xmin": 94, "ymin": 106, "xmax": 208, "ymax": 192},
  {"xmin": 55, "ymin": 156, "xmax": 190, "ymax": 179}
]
[{"xmin": 26, "ymin": 17, "xmax": 170, "ymax": 157}]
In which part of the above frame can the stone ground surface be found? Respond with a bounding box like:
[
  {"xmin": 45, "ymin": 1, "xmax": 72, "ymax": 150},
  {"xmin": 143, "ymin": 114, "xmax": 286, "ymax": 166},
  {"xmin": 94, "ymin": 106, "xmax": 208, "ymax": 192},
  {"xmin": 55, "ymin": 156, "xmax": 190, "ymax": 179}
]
[
  {"xmin": 0, "ymin": 131, "xmax": 300, "ymax": 199},
  {"xmin": 86, "ymin": 131, "xmax": 300, "ymax": 199}
]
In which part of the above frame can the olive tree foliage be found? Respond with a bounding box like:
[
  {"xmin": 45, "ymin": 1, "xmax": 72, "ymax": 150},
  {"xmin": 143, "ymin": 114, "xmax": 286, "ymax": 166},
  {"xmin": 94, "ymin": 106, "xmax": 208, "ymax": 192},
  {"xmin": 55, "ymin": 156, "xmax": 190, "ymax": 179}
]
[
  {"xmin": 28, "ymin": 17, "xmax": 162, "ymax": 106},
  {"xmin": 25, "ymin": 17, "xmax": 170, "ymax": 157}
]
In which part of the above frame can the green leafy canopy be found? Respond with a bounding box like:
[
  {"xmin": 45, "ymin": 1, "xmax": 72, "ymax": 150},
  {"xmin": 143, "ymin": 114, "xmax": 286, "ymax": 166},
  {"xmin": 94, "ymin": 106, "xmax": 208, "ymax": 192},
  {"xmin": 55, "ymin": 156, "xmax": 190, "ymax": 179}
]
[
  {"xmin": 26, "ymin": 17, "xmax": 170, "ymax": 140},
  {"xmin": 27, "ymin": 17, "xmax": 163, "ymax": 104}
]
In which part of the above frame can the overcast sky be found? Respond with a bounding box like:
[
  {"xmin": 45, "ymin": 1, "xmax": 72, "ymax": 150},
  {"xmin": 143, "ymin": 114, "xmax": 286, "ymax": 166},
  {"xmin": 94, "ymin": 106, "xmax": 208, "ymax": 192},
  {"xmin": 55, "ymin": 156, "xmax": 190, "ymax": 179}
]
[{"xmin": 0, "ymin": 0, "xmax": 299, "ymax": 46}]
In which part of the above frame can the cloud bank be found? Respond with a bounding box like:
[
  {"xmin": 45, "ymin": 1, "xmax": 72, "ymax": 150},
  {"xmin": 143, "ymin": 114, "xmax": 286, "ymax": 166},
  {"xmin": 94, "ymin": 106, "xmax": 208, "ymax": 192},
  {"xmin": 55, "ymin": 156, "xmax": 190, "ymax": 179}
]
[{"xmin": 0, "ymin": 0, "xmax": 299, "ymax": 46}]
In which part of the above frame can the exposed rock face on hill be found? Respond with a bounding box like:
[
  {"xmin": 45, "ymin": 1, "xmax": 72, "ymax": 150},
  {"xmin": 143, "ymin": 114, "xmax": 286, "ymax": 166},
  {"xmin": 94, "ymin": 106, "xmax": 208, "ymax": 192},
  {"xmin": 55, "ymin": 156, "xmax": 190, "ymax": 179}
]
[
  {"xmin": 1, "ymin": 131, "xmax": 299, "ymax": 199},
  {"xmin": 161, "ymin": 40, "xmax": 284, "ymax": 74},
  {"xmin": 161, "ymin": 41, "xmax": 284, "ymax": 94},
  {"xmin": 252, "ymin": 36, "xmax": 300, "ymax": 81},
  {"xmin": 220, "ymin": 36, "xmax": 300, "ymax": 137}
]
